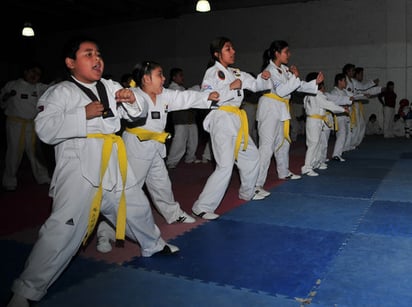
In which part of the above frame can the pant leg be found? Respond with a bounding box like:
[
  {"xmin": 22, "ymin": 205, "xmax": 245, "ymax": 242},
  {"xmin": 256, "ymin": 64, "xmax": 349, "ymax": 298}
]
[
  {"xmin": 332, "ymin": 116, "xmax": 347, "ymax": 157},
  {"xmin": 166, "ymin": 124, "xmax": 187, "ymax": 167},
  {"xmin": 11, "ymin": 161, "xmax": 94, "ymax": 301},
  {"xmin": 145, "ymin": 153, "xmax": 183, "ymax": 223},
  {"xmin": 2, "ymin": 119, "xmax": 25, "ymax": 188},
  {"xmin": 101, "ymin": 185, "xmax": 166, "ymax": 257},
  {"xmin": 192, "ymin": 121, "xmax": 236, "ymax": 214},
  {"xmin": 256, "ymin": 112, "xmax": 277, "ymax": 186},
  {"xmin": 237, "ymin": 138, "xmax": 260, "ymax": 200},
  {"xmin": 184, "ymin": 124, "xmax": 199, "ymax": 163}
]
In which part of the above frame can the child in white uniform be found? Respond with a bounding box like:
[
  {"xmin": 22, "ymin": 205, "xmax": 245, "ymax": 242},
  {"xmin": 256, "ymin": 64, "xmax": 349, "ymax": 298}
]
[
  {"xmin": 0, "ymin": 63, "xmax": 51, "ymax": 190},
  {"xmin": 96, "ymin": 61, "xmax": 219, "ymax": 252},
  {"xmin": 256, "ymin": 40, "xmax": 322, "ymax": 187},
  {"xmin": 191, "ymin": 36, "xmax": 272, "ymax": 220},
  {"xmin": 301, "ymin": 73, "xmax": 346, "ymax": 176},
  {"xmin": 327, "ymin": 73, "xmax": 353, "ymax": 162},
  {"xmin": 7, "ymin": 37, "xmax": 178, "ymax": 307}
]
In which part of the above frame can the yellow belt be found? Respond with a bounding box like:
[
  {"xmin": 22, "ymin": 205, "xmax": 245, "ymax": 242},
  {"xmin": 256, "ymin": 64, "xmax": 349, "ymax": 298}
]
[
  {"xmin": 218, "ymin": 105, "xmax": 248, "ymax": 161},
  {"xmin": 325, "ymin": 111, "xmax": 339, "ymax": 131},
  {"xmin": 83, "ymin": 133, "xmax": 128, "ymax": 246},
  {"xmin": 125, "ymin": 127, "xmax": 170, "ymax": 143},
  {"xmin": 7, "ymin": 116, "xmax": 36, "ymax": 161},
  {"xmin": 308, "ymin": 114, "xmax": 333, "ymax": 128},
  {"xmin": 263, "ymin": 93, "xmax": 291, "ymax": 150},
  {"xmin": 350, "ymin": 106, "xmax": 357, "ymax": 128}
]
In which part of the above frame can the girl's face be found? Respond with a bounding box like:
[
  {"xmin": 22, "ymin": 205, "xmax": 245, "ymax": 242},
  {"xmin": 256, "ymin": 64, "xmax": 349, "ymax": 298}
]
[
  {"xmin": 338, "ymin": 78, "xmax": 347, "ymax": 89},
  {"xmin": 216, "ymin": 41, "xmax": 235, "ymax": 67},
  {"xmin": 143, "ymin": 66, "xmax": 165, "ymax": 95},
  {"xmin": 275, "ymin": 47, "xmax": 291, "ymax": 65},
  {"xmin": 66, "ymin": 41, "xmax": 103, "ymax": 83}
]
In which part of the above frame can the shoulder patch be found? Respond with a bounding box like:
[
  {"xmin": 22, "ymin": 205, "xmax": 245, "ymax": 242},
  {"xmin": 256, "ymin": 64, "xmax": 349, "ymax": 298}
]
[{"xmin": 217, "ymin": 70, "xmax": 225, "ymax": 80}]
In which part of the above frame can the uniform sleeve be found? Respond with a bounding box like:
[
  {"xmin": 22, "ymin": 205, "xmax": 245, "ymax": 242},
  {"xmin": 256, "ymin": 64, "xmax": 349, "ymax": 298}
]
[
  {"xmin": 318, "ymin": 93, "xmax": 345, "ymax": 113},
  {"xmin": 271, "ymin": 71, "xmax": 301, "ymax": 97},
  {"xmin": 164, "ymin": 88, "xmax": 211, "ymax": 111},
  {"xmin": 325, "ymin": 92, "xmax": 352, "ymax": 106},
  {"xmin": 35, "ymin": 84, "xmax": 87, "ymax": 145},
  {"xmin": 241, "ymin": 71, "xmax": 271, "ymax": 92}
]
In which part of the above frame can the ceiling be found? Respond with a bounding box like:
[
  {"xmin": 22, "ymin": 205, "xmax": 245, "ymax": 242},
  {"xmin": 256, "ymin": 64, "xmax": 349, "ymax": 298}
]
[{"xmin": 4, "ymin": 0, "xmax": 309, "ymax": 37}]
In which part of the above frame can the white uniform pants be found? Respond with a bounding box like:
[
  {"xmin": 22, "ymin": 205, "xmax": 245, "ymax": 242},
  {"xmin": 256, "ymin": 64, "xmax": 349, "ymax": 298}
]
[
  {"xmin": 128, "ymin": 151, "xmax": 185, "ymax": 224},
  {"xmin": 350, "ymin": 102, "xmax": 366, "ymax": 147},
  {"xmin": 11, "ymin": 160, "xmax": 165, "ymax": 301},
  {"xmin": 320, "ymin": 127, "xmax": 331, "ymax": 163},
  {"xmin": 166, "ymin": 123, "xmax": 199, "ymax": 167},
  {"xmin": 301, "ymin": 118, "xmax": 323, "ymax": 173},
  {"xmin": 192, "ymin": 112, "xmax": 259, "ymax": 214},
  {"xmin": 333, "ymin": 116, "xmax": 349, "ymax": 157},
  {"xmin": 257, "ymin": 116, "xmax": 290, "ymax": 184},
  {"xmin": 3, "ymin": 117, "xmax": 50, "ymax": 188}
]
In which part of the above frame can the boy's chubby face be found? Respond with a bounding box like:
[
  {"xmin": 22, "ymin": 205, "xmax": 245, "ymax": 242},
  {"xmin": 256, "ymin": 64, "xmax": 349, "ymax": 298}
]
[{"xmin": 65, "ymin": 41, "xmax": 104, "ymax": 84}]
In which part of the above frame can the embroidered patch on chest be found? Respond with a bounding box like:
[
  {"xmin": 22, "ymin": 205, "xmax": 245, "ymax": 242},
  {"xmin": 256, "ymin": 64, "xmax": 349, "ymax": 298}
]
[
  {"xmin": 218, "ymin": 70, "xmax": 225, "ymax": 80},
  {"xmin": 151, "ymin": 111, "xmax": 161, "ymax": 119}
]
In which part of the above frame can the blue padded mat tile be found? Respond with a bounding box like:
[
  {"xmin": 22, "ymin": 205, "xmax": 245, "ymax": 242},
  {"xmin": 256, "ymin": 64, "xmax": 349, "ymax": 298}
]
[
  {"xmin": 329, "ymin": 157, "xmax": 395, "ymax": 170},
  {"xmin": 313, "ymin": 233, "xmax": 412, "ymax": 307},
  {"xmin": 222, "ymin": 192, "xmax": 371, "ymax": 233},
  {"xmin": 45, "ymin": 254, "xmax": 118, "ymax": 298},
  {"xmin": 0, "ymin": 240, "xmax": 32, "ymax": 305},
  {"xmin": 274, "ymin": 175, "xmax": 379, "ymax": 199},
  {"xmin": 358, "ymin": 200, "xmax": 412, "ymax": 237},
  {"xmin": 385, "ymin": 159, "xmax": 412, "ymax": 181},
  {"xmin": 314, "ymin": 164, "xmax": 389, "ymax": 179},
  {"xmin": 374, "ymin": 179, "xmax": 412, "ymax": 202},
  {"xmin": 126, "ymin": 220, "xmax": 346, "ymax": 300},
  {"xmin": 344, "ymin": 147, "xmax": 403, "ymax": 160},
  {"xmin": 0, "ymin": 239, "xmax": 118, "ymax": 306},
  {"xmin": 41, "ymin": 266, "xmax": 301, "ymax": 307},
  {"xmin": 400, "ymin": 152, "xmax": 412, "ymax": 159}
]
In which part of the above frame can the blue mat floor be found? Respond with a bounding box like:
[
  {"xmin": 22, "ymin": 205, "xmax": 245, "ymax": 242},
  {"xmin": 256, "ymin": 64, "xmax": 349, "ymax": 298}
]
[{"xmin": 1, "ymin": 136, "xmax": 412, "ymax": 307}]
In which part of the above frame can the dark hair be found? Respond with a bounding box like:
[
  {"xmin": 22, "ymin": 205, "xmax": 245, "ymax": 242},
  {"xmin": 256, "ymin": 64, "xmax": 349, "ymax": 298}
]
[
  {"xmin": 61, "ymin": 35, "xmax": 98, "ymax": 74},
  {"xmin": 387, "ymin": 81, "xmax": 394, "ymax": 87},
  {"xmin": 261, "ymin": 40, "xmax": 289, "ymax": 71},
  {"xmin": 132, "ymin": 61, "xmax": 162, "ymax": 87},
  {"xmin": 207, "ymin": 36, "xmax": 231, "ymax": 68},
  {"xmin": 342, "ymin": 63, "xmax": 355, "ymax": 75},
  {"xmin": 334, "ymin": 73, "xmax": 346, "ymax": 86},
  {"xmin": 62, "ymin": 35, "xmax": 98, "ymax": 61},
  {"xmin": 305, "ymin": 72, "xmax": 319, "ymax": 82},
  {"xmin": 354, "ymin": 67, "xmax": 364, "ymax": 75},
  {"xmin": 169, "ymin": 67, "xmax": 183, "ymax": 81}
]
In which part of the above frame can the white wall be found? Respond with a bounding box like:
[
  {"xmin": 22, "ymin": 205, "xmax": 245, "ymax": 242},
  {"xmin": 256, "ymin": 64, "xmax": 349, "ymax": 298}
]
[{"xmin": 34, "ymin": 0, "xmax": 412, "ymax": 125}]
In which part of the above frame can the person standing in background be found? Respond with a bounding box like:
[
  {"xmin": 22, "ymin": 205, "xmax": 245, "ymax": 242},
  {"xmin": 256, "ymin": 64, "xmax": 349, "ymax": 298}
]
[
  {"xmin": 0, "ymin": 62, "xmax": 51, "ymax": 191},
  {"xmin": 166, "ymin": 67, "xmax": 202, "ymax": 169},
  {"xmin": 378, "ymin": 81, "xmax": 396, "ymax": 138}
]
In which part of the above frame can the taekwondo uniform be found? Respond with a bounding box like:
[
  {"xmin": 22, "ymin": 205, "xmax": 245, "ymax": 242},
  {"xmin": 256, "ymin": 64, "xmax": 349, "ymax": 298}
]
[
  {"xmin": 256, "ymin": 60, "xmax": 317, "ymax": 184},
  {"xmin": 345, "ymin": 77, "xmax": 381, "ymax": 148},
  {"xmin": 301, "ymin": 91, "xmax": 345, "ymax": 176},
  {"xmin": 326, "ymin": 87, "xmax": 353, "ymax": 160},
  {"xmin": 122, "ymin": 87, "xmax": 212, "ymax": 223},
  {"xmin": 191, "ymin": 61, "xmax": 271, "ymax": 218},
  {"xmin": 11, "ymin": 77, "xmax": 168, "ymax": 302},
  {"xmin": 0, "ymin": 78, "xmax": 50, "ymax": 190}
]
